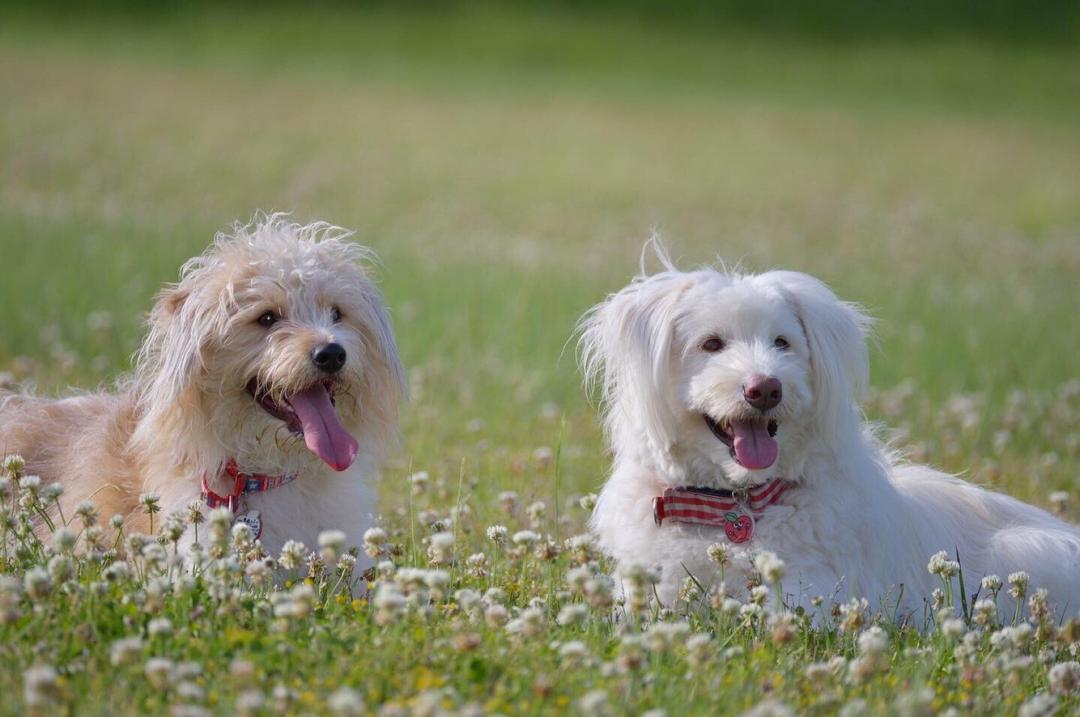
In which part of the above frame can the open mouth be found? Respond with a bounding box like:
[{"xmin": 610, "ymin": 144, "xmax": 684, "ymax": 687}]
[
  {"xmin": 704, "ymin": 414, "xmax": 779, "ymax": 471},
  {"xmin": 246, "ymin": 379, "xmax": 358, "ymax": 472}
]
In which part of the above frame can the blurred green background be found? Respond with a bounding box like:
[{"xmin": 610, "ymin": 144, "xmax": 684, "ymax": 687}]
[{"xmin": 1, "ymin": 1, "xmax": 1077, "ymax": 513}]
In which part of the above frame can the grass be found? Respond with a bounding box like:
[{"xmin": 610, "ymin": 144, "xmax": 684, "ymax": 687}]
[{"xmin": 0, "ymin": 5, "xmax": 1078, "ymax": 714}]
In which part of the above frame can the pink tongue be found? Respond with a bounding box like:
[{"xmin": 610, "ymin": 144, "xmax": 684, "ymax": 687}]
[
  {"xmin": 730, "ymin": 421, "xmax": 778, "ymax": 470},
  {"xmin": 286, "ymin": 385, "xmax": 358, "ymax": 471}
]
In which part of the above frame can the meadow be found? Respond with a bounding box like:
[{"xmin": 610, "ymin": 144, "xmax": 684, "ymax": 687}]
[{"xmin": 0, "ymin": 5, "xmax": 1078, "ymax": 714}]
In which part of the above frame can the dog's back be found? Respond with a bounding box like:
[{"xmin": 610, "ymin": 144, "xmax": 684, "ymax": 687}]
[
  {"xmin": 0, "ymin": 389, "xmax": 142, "ymax": 522},
  {"xmin": 892, "ymin": 463, "xmax": 1080, "ymax": 612}
]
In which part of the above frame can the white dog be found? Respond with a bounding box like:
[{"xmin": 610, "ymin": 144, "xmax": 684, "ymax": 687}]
[
  {"xmin": 0, "ymin": 214, "xmax": 405, "ymax": 561},
  {"xmin": 580, "ymin": 242, "xmax": 1079, "ymax": 622}
]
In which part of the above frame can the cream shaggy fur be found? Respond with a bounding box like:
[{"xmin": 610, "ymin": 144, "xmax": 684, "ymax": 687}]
[{"xmin": 0, "ymin": 214, "xmax": 405, "ymax": 561}]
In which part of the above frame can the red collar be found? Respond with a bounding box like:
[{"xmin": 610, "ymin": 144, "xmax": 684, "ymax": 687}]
[
  {"xmin": 201, "ymin": 459, "xmax": 298, "ymax": 513},
  {"xmin": 652, "ymin": 478, "xmax": 789, "ymax": 543}
]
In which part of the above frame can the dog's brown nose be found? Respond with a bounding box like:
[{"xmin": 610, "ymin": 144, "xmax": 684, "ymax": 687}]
[
  {"xmin": 312, "ymin": 343, "xmax": 346, "ymax": 374},
  {"xmin": 743, "ymin": 375, "xmax": 782, "ymax": 412}
]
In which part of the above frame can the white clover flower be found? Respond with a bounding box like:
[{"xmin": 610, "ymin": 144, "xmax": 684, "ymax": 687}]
[
  {"xmin": 110, "ymin": 636, "xmax": 144, "ymax": 666},
  {"xmin": 753, "ymin": 551, "xmax": 785, "ymax": 585},
  {"xmin": 486, "ymin": 525, "xmax": 508, "ymax": 544},
  {"xmin": 927, "ymin": 550, "xmax": 951, "ymax": 576},
  {"xmin": 148, "ymin": 618, "xmax": 173, "ymax": 637},
  {"xmin": 721, "ymin": 597, "xmax": 742, "ymax": 616},
  {"xmin": 161, "ymin": 511, "xmax": 187, "ymax": 543},
  {"xmin": 981, "ymin": 574, "xmax": 1003, "ymax": 594},
  {"xmin": 41, "ymin": 483, "xmax": 63, "ymax": 502},
  {"xmin": 566, "ymin": 565, "xmax": 593, "ymax": 592},
  {"xmin": 103, "ymin": 561, "xmax": 131, "ymax": 582},
  {"xmin": 743, "ymin": 699, "xmax": 795, "ymax": 717},
  {"xmin": 511, "ymin": 530, "xmax": 540, "ymax": 547},
  {"xmin": 972, "ymin": 598, "xmax": 997, "ymax": 627},
  {"xmin": 482, "ymin": 587, "xmax": 507, "ymax": 607},
  {"xmin": 139, "ymin": 492, "xmax": 160, "ymax": 511},
  {"xmin": 176, "ymin": 681, "xmax": 205, "ymax": 702},
  {"xmin": 427, "ymin": 532, "xmax": 454, "ymax": 565},
  {"xmin": 526, "ymin": 499, "xmax": 546, "ymax": 516},
  {"xmin": 1049, "ymin": 491, "xmax": 1069, "ymax": 514},
  {"xmin": 2, "ymin": 454, "xmax": 26, "ymax": 475},
  {"xmin": 620, "ymin": 562, "xmax": 660, "ymax": 587},
  {"xmin": 318, "ymin": 529, "xmax": 346, "ymax": 551},
  {"xmin": 993, "ymin": 623, "xmax": 1034, "ymax": 651},
  {"xmin": 893, "ymin": 688, "xmax": 934, "ymax": 717},
  {"xmin": 1008, "ymin": 571, "xmax": 1030, "ymax": 598},
  {"xmin": 23, "ymin": 665, "xmax": 59, "ymax": 707},
  {"xmin": 577, "ymin": 689, "xmax": 610, "ymax": 716},
  {"xmin": 279, "ymin": 540, "xmax": 306, "ymax": 571},
  {"xmin": 19, "ymin": 475, "xmax": 41, "ymax": 494},
  {"xmin": 465, "ymin": 552, "xmax": 488, "ymax": 576},
  {"xmin": 838, "ymin": 699, "xmax": 869, "ymax": 717},
  {"xmin": 578, "ymin": 493, "xmax": 598, "ymax": 511},
  {"xmin": 556, "ymin": 603, "xmax": 589, "ymax": 626},
  {"xmin": 497, "ymin": 491, "xmax": 519, "ymax": 513},
  {"xmin": 505, "ymin": 606, "xmax": 545, "ymax": 637},
  {"xmin": 231, "ymin": 521, "xmax": 254, "ymax": 547},
  {"xmin": 454, "ymin": 588, "xmax": 481, "ymax": 612},
  {"xmin": 558, "ymin": 640, "xmax": 589, "ymax": 664},
  {"xmin": 749, "ymin": 585, "xmax": 770, "ymax": 606},
  {"xmin": 408, "ymin": 471, "xmax": 430, "ymax": 494},
  {"xmin": 47, "ymin": 555, "xmax": 74, "ymax": 583},
  {"xmin": 838, "ymin": 597, "xmax": 869, "ymax": 633},
  {"xmin": 73, "ymin": 499, "xmax": 99, "ymax": 525},
  {"xmin": 327, "ymin": 686, "xmax": 365, "ymax": 716},
  {"xmin": 235, "ymin": 690, "xmax": 265, "ymax": 716},
  {"xmin": 583, "ymin": 574, "xmax": 615, "ymax": 609},
  {"xmin": 706, "ymin": 542, "xmax": 729, "ymax": 566},
  {"xmin": 857, "ymin": 626, "xmax": 888, "ymax": 656},
  {"xmin": 144, "ymin": 657, "xmax": 174, "ymax": 688},
  {"xmin": 645, "ymin": 621, "xmax": 691, "ymax": 653},
  {"xmin": 1048, "ymin": 660, "xmax": 1080, "ymax": 695},
  {"xmin": 51, "ymin": 527, "xmax": 77, "ymax": 554},
  {"xmin": 373, "ymin": 583, "xmax": 406, "ymax": 626},
  {"xmin": 940, "ymin": 618, "xmax": 966, "ymax": 639},
  {"xmin": 740, "ymin": 603, "xmax": 764, "ymax": 620},
  {"xmin": 24, "ymin": 568, "xmax": 52, "ymax": 601},
  {"xmin": 1018, "ymin": 693, "xmax": 1059, "ymax": 717},
  {"xmin": 685, "ymin": 633, "xmax": 712, "ymax": 666},
  {"xmin": 484, "ymin": 603, "xmax": 509, "ymax": 628},
  {"xmin": 245, "ymin": 559, "xmax": 272, "ymax": 586},
  {"xmin": 362, "ymin": 527, "xmax": 388, "ymax": 558}
]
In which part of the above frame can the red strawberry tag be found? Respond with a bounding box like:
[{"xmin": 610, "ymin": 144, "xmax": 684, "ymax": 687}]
[{"xmin": 723, "ymin": 511, "xmax": 753, "ymax": 543}]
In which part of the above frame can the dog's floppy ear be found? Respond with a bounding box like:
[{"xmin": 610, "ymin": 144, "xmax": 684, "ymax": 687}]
[
  {"xmin": 135, "ymin": 278, "xmax": 220, "ymax": 415},
  {"xmin": 579, "ymin": 270, "xmax": 691, "ymax": 464},
  {"xmin": 769, "ymin": 271, "xmax": 873, "ymax": 434}
]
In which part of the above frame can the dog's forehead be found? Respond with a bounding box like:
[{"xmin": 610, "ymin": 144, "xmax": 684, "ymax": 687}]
[{"xmin": 681, "ymin": 273, "xmax": 796, "ymax": 331}]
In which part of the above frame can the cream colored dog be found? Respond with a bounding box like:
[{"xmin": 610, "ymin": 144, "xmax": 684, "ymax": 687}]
[{"xmin": 0, "ymin": 214, "xmax": 405, "ymax": 559}]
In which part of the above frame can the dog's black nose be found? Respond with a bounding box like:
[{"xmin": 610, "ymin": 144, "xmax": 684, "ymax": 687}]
[
  {"xmin": 312, "ymin": 343, "xmax": 347, "ymax": 374},
  {"xmin": 743, "ymin": 375, "xmax": 782, "ymax": 412}
]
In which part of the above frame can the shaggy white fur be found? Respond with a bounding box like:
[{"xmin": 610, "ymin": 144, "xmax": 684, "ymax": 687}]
[
  {"xmin": 579, "ymin": 241, "xmax": 1079, "ymax": 623},
  {"xmin": 0, "ymin": 214, "xmax": 405, "ymax": 564}
]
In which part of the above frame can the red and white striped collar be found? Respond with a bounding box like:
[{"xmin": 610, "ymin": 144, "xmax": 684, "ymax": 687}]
[
  {"xmin": 652, "ymin": 478, "xmax": 789, "ymax": 543},
  {"xmin": 200, "ymin": 460, "xmax": 299, "ymax": 539}
]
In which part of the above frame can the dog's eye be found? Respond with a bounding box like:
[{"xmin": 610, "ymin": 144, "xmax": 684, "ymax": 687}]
[
  {"xmin": 774, "ymin": 336, "xmax": 790, "ymax": 350},
  {"xmin": 330, "ymin": 306, "xmax": 342, "ymax": 323},
  {"xmin": 257, "ymin": 310, "xmax": 279, "ymax": 328},
  {"xmin": 701, "ymin": 336, "xmax": 725, "ymax": 353}
]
